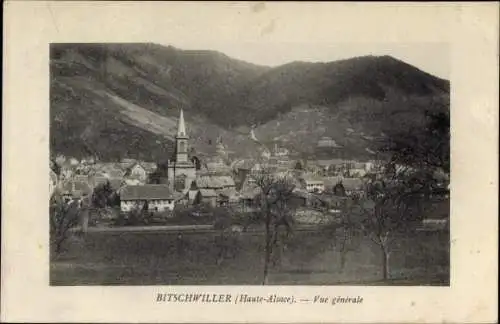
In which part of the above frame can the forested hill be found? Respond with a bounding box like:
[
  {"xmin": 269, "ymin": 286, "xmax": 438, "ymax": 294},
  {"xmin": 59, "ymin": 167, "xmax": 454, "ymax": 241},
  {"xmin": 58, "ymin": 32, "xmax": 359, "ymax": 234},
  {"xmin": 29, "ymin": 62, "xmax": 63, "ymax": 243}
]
[{"xmin": 50, "ymin": 43, "xmax": 449, "ymax": 161}]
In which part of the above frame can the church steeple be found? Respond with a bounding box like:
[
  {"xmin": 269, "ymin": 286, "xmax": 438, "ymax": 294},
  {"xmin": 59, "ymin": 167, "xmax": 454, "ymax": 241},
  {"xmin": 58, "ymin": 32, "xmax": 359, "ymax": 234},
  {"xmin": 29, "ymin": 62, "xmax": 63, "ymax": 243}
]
[
  {"xmin": 167, "ymin": 109, "xmax": 196, "ymax": 191},
  {"xmin": 177, "ymin": 109, "xmax": 187, "ymax": 138},
  {"xmin": 175, "ymin": 109, "xmax": 189, "ymax": 163}
]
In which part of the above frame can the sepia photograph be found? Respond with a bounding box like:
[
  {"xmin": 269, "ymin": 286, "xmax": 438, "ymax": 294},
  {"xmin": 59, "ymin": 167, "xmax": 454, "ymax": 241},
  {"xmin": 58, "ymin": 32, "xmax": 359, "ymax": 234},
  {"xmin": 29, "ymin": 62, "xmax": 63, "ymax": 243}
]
[
  {"xmin": 3, "ymin": 2, "xmax": 497, "ymax": 323},
  {"xmin": 49, "ymin": 42, "xmax": 450, "ymax": 286}
]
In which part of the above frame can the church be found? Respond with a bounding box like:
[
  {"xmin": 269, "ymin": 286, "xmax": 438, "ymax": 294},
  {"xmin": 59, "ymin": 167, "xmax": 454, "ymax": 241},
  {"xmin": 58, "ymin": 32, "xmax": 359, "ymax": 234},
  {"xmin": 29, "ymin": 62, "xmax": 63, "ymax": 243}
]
[{"xmin": 167, "ymin": 109, "xmax": 196, "ymax": 190}]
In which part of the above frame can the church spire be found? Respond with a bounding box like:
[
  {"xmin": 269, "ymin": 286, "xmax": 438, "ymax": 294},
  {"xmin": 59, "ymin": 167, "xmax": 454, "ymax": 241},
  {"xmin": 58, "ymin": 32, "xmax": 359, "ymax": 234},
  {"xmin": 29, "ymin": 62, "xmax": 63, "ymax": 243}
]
[{"xmin": 177, "ymin": 109, "xmax": 187, "ymax": 138}]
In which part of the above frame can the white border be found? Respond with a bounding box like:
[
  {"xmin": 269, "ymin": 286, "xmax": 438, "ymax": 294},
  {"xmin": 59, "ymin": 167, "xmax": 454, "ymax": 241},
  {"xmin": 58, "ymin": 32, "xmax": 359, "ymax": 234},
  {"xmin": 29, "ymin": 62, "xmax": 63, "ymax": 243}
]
[{"xmin": 2, "ymin": 2, "xmax": 498, "ymax": 323}]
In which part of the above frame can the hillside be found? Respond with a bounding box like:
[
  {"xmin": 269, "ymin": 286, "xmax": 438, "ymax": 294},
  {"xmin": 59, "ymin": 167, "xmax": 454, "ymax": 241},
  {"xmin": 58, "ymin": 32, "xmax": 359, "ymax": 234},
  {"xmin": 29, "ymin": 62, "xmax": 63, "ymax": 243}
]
[
  {"xmin": 50, "ymin": 43, "xmax": 450, "ymax": 162},
  {"xmin": 50, "ymin": 43, "xmax": 266, "ymax": 160}
]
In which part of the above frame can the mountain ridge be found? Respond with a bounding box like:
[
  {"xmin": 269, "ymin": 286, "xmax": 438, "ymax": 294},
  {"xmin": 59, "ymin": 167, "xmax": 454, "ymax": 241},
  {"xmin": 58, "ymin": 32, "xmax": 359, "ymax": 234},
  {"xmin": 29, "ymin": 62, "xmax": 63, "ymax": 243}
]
[{"xmin": 50, "ymin": 43, "xmax": 449, "ymax": 162}]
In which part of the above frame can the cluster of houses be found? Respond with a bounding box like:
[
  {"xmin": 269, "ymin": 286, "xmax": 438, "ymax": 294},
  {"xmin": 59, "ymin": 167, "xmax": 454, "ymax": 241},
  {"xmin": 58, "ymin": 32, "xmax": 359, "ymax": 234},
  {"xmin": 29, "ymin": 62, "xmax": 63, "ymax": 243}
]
[{"xmin": 49, "ymin": 109, "xmax": 414, "ymax": 221}]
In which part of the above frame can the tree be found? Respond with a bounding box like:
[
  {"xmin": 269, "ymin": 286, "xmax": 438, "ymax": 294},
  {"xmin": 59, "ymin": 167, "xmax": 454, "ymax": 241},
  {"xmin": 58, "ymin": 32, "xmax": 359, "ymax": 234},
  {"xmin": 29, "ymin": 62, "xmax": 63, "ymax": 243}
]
[
  {"xmin": 357, "ymin": 179, "xmax": 421, "ymax": 280},
  {"xmin": 381, "ymin": 108, "xmax": 450, "ymax": 174},
  {"xmin": 149, "ymin": 160, "xmax": 169, "ymax": 184},
  {"xmin": 294, "ymin": 161, "xmax": 303, "ymax": 170},
  {"xmin": 90, "ymin": 181, "xmax": 116, "ymax": 223},
  {"xmin": 213, "ymin": 207, "xmax": 240, "ymax": 265},
  {"xmin": 126, "ymin": 200, "xmax": 151, "ymax": 225},
  {"xmin": 174, "ymin": 174, "xmax": 187, "ymax": 192},
  {"xmin": 49, "ymin": 194, "xmax": 82, "ymax": 256},
  {"xmin": 50, "ymin": 158, "xmax": 61, "ymax": 176},
  {"xmin": 322, "ymin": 216, "xmax": 360, "ymax": 272},
  {"xmin": 353, "ymin": 101, "xmax": 450, "ymax": 280},
  {"xmin": 333, "ymin": 181, "xmax": 347, "ymax": 197},
  {"xmin": 191, "ymin": 156, "xmax": 202, "ymax": 170},
  {"xmin": 91, "ymin": 181, "xmax": 114, "ymax": 209},
  {"xmin": 250, "ymin": 167, "xmax": 297, "ymax": 284},
  {"xmin": 320, "ymin": 166, "xmax": 427, "ymax": 280}
]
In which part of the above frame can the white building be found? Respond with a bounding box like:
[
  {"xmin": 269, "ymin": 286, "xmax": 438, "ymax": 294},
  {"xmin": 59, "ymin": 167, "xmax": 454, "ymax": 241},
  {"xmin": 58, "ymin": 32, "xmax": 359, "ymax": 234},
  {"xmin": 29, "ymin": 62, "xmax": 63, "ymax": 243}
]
[
  {"xmin": 120, "ymin": 184, "xmax": 179, "ymax": 212},
  {"xmin": 300, "ymin": 174, "xmax": 325, "ymax": 193},
  {"xmin": 317, "ymin": 136, "xmax": 340, "ymax": 148},
  {"xmin": 127, "ymin": 163, "xmax": 148, "ymax": 183}
]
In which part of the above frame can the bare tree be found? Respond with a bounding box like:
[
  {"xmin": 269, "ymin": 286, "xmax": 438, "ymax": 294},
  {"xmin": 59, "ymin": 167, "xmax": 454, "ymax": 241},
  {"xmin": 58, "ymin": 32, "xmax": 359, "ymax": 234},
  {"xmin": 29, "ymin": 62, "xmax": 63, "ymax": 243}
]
[
  {"xmin": 319, "ymin": 197, "xmax": 361, "ymax": 272},
  {"xmin": 334, "ymin": 213, "xmax": 362, "ymax": 272},
  {"xmin": 250, "ymin": 167, "xmax": 297, "ymax": 285},
  {"xmin": 213, "ymin": 206, "xmax": 237, "ymax": 265},
  {"xmin": 126, "ymin": 200, "xmax": 151, "ymax": 225},
  {"xmin": 49, "ymin": 194, "xmax": 82, "ymax": 256},
  {"xmin": 358, "ymin": 178, "xmax": 422, "ymax": 280},
  {"xmin": 353, "ymin": 105, "xmax": 450, "ymax": 280}
]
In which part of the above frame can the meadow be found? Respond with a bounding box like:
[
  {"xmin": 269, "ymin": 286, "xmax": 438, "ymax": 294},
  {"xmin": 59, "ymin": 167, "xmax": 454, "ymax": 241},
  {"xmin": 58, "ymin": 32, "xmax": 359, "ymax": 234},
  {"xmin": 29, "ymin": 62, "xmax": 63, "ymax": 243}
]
[{"xmin": 50, "ymin": 228, "xmax": 449, "ymax": 286}]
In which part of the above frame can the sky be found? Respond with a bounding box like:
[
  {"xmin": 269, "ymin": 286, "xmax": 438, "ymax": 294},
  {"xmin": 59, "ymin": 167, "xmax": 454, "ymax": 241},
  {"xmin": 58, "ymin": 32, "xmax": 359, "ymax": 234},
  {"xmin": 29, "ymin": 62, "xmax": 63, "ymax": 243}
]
[
  {"xmin": 159, "ymin": 41, "xmax": 450, "ymax": 79},
  {"xmin": 148, "ymin": 3, "xmax": 452, "ymax": 80},
  {"xmin": 44, "ymin": 2, "xmax": 453, "ymax": 80}
]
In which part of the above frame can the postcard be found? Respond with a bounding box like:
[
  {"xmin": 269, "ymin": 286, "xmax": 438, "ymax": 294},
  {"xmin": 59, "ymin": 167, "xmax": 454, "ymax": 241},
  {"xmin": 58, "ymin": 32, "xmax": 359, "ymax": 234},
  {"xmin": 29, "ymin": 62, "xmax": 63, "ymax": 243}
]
[{"xmin": 2, "ymin": 2, "xmax": 498, "ymax": 323}]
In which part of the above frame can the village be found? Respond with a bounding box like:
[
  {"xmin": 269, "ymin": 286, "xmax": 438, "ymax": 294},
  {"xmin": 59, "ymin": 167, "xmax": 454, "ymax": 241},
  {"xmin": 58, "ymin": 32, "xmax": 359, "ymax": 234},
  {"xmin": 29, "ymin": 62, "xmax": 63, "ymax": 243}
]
[
  {"xmin": 49, "ymin": 109, "xmax": 416, "ymax": 229},
  {"xmin": 49, "ymin": 108, "xmax": 450, "ymax": 286}
]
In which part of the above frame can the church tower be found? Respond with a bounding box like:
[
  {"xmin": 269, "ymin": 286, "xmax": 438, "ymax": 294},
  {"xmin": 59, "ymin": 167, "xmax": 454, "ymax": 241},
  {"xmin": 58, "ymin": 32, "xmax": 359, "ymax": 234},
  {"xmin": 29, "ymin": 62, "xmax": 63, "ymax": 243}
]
[
  {"xmin": 168, "ymin": 108, "xmax": 196, "ymax": 191},
  {"xmin": 175, "ymin": 109, "xmax": 189, "ymax": 163}
]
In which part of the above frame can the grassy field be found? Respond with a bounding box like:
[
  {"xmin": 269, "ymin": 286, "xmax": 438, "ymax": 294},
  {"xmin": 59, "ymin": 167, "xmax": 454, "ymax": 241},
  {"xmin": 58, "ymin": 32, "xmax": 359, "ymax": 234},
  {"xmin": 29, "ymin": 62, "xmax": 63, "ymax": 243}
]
[{"xmin": 50, "ymin": 228, "xmax": 449, "ymax": 286}]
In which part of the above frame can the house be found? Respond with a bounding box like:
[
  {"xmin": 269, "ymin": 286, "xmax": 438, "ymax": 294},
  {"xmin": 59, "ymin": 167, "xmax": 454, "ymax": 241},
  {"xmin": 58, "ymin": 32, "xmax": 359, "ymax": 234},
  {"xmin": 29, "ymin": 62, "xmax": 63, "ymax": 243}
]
[
  {"xmin": 304, "ymin": 161, "xmax": 324, "ymax": 176},
  {"xmin": 349, "ymin": 162, "xmax": 367, "ymax": 177},
  {"xmin": 88, "ymin": 172, "xmax": 109, "ymax": 189},
  {"xmin": 316, "ymin": 193, "xmax": 351, "ymax": 211},
  {"xmin": 217, "ymin": 188, "xmax": 240, "ymax": 206},
  {"xmin": 218, "ymin": 176, "xmax": 236, "ymax": 190},
  {"xmin": 197, "ymin": 189, "xmax": 218, "ymax": 207},
  {"xmin": 126, "ymin": 163, "xmax": 148, "ymax": 183},
  {"xmin": 272, "ymin": 143, "xmax": 289, "ymax": 157},
  {"xmin": 68, "ymin": 157, "xmax": 80, "ymax": 166},
  {"xmin": 239, "ymin": 185, "xmax": 262, "ymax": 212},
  {"xmin": 205, "ymin": 161, "xmax": 232, "ymax": 175},
  {"xmin": 231, "ymin": 159, "xmax": 255, "ymax": 172},
  {"xmin": 342, "ymin": 178, "xmax": 366, "ymax": 196},
  {"xmin": 59, "ymin": 162, "xmax": 74, "ymax": 181},
  {"xmin": 75, "ymin": 163, "xmax": 93, "ymax": 176},
  {"xmin": 124, "ymin": 178, "xmax": 144, "ymax": 186},
  {"xmin": 260, "ymin": 147, "xmax": 271, "ymax": 159},
  {"xmin": 300, "ymin": 174, "xmax": 325, "ymax": 193},
  {"xmin": 123, "ymin": 161, "xmax": 157, "ymax": 182},
  {"xmin": 60, "ymin": 179, "xmax": 92, "ymax": 204},
  {"xmin": 201, "ymin": 138, "xmax": 232, "ymax": 175},
  {"xmin": 141, "ymin": 162, "xmax": 158, "ymax": 175},
  {"xmin": 317, "ymin": 137, "xmax": 340, "ymax": 148},
  {"xmin": 194, "ymin": 175, "xmax": 236, "ymax": 193},
  {"xmin": 120, "ymin": 184, "xmax": 179, "ymax": 213},
  {"xmin": 98, "ymin": 165, "xmax": 125, "ymax": 179},
  {"xmin": 290, "ymin": 189, "xmax": 309, "ymax": 208},
  {"xmin": 74, "ymin": 174, "xmax": 91, "ymax": 183},
  {"xmin": 119, "ymin": 158, "xmax": 138, "ymax": 170},
  {"xmin": 80, "ymin": 156, "xmax": 96, "ymax": 165}
]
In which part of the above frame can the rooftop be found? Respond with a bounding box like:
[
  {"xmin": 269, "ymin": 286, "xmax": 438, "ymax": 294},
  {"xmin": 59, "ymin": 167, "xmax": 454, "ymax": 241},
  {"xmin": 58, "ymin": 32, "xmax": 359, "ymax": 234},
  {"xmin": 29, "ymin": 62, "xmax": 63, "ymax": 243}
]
[
  {"xmin": 301, "ymin": 173, "xmax": 324, "ymax": 183},
  {"xmin": 60, "ymin": 180, "xmax": 92, "ymax": 198},
  {"xmin": 121, "ymin": 185, "xmax": 176, "ymax": 200},
  {"xmin": 196, "ymin": 175, "xmax": 235, "ymax": 189},
  {"xmin": 198, "ymin": 189, "xmax": 217, "ymax": 197},
  {"xmin": 324, "ymin": 177, "xmax": 366, "ymax": 191}
]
